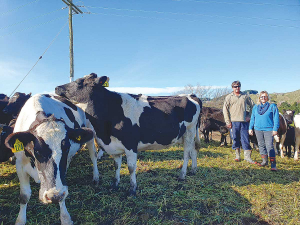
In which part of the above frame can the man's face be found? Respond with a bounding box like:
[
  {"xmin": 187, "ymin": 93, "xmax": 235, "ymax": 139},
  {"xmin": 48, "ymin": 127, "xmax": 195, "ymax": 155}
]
[{"xmin": 232, "ymin": 84, "xmax": 241, "ymax": 94}]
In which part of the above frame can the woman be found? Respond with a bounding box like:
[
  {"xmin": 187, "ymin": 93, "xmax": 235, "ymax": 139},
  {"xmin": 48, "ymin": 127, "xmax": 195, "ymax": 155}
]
[{"xmin": 248, "ymin": 91, "xmax": 280, "ymax": 171}]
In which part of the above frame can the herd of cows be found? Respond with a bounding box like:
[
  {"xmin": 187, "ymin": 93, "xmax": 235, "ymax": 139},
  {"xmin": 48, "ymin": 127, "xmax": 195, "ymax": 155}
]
[{"xmin": 0, "ymin": 73, "xmax": 300, "ymax": 225}]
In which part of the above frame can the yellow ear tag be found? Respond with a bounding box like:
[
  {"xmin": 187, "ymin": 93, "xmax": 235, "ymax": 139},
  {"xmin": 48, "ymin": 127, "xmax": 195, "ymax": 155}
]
[
  {"xmin": 76, "ymin": 136, "xmax": 81, "ymax": 141},
  {"xmin": 102, "ymin": 81, "xmax": 109, "ymax": 87},
  {"xmin": 12, "ymin": 139, "xmax": 24, "ymax": 153}
]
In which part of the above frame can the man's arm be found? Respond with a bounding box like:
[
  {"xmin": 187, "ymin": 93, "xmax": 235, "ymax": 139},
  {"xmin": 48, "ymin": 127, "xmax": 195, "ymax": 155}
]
[{"xmin": 223, "ymin": 96, "xmax": 231, "ymax": 128}]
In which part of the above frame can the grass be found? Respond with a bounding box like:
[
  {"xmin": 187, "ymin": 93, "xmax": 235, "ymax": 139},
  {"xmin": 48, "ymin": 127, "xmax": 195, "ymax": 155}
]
[{"xmin": 1, "ymin": 140, "xmax": 300, "ymax": 225}]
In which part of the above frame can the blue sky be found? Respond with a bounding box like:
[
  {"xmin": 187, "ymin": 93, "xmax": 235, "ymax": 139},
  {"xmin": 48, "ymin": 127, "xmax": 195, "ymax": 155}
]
[{"xmin": 1, "ymin": 0, "xmax": 300, "ymax": 97}]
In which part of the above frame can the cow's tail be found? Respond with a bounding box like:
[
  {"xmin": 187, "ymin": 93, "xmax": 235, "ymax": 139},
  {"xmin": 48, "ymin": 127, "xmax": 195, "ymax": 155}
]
[{"xmin": 195, "ymin": 99, "xmax": 202, "ymax": 149}]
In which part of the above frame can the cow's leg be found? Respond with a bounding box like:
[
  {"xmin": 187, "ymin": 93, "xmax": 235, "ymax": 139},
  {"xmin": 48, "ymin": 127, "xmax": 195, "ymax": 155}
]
[
  {"xmin": 85, "ymin": 139, "xmax": 100, "ymax": 184},
  {"xmin": 280, "ymin": 134, "xmax": 286, "ymax": 158},
  {"xmin": 209, "ymin": 131, "xmax": 213, "ymax": 141},
  {"xmin": 59, "ymin": 200, "xmax": 73, "ymax": 225},
  {"xmin": 112, "ymin": 154, "xmax": 122, "ymax": 189},
  {"xmin": 15, "ymin": 164, "xmax": 31, "ymax": 225},
  {"xmin": 125, "ymin": 150, "xmax": 138, "ymax": 195},
  {"xmin": 180, "ymin": 127, "xmax": 197, "ymax": 179},
  {"xmin": 294, "ymin": 137, "xmax": 300, "ymax": 160}
]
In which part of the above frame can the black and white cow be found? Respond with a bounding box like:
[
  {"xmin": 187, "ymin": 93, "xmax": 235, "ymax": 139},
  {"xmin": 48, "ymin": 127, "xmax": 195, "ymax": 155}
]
[
  {"xmin": 5, "ymin": 94, "xmax": 99, "ymax": 225},
  {"xmin": 55, "ymin": 73, "xmax": 202, "ymax": 195}
]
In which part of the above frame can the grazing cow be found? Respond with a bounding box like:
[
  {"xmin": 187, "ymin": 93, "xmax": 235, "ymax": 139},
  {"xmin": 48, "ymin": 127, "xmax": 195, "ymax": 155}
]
[
  {"xmin": 200, "ymin": 107, "xmax": 230, "ymax": 146},
  {"xmin": 3, "ymin": 92, "xmax": 31, "ymax": 118},
  {"xmin": 5, "ymin": 94, "xmax": 99, "ymax": 225},
  {"xmin": 294, "ymin": 114, "xmax": 300, "ymax": 160},
  {"xmin": 55, "ymin": 73, "xmax": 202, "ymax": 195}
]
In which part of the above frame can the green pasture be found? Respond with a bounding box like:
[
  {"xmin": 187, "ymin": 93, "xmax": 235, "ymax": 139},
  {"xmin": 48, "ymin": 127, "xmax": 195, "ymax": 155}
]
[{"xmin": 1, "ymin": 140, "xmax": 300, "ymax": 224}]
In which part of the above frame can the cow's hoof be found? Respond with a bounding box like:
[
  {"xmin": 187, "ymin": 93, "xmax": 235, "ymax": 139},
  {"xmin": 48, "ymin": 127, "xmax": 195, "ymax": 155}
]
[
  {"xmin": 128, "ymin": 190, "xmax": 136, "ymax": 196},
  {"xmin": 190, "ymin": 168, "xmax": 197, "ymax": 175},
  {"xmin": 177, "ymin": 177, "xmax": 185, "ymax": 182}
]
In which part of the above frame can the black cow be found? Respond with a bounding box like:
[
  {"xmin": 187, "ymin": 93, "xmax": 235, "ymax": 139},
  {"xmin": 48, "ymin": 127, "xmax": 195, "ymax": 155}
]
[
  {"xmin": 0, "ymin": 125, "xmax": 14, "ymax": 162},
  {"xmin": 276, "ymin": 110, "xmax": 295, "ymax": 157},
  {"xmin": 3, "ymin": 92, "xmax": 31, "ymax": 118},
  {"xmin": 0, "ymin": 93, "xmax": 11, "ymax": 125},
  {"xmin": 5, "ymin": 93, "xmax": 99, "ymax": 225},
  {"xmin": 55, "ymin": 73, "xmax": 202, "ymax": 195},
  {"xmin": 284, "ymin": 125, "xmax": 295, "ymax": 157},
  {"xmin": 200, "ymin": 107, "xmax": 230, "ymax": 146}
]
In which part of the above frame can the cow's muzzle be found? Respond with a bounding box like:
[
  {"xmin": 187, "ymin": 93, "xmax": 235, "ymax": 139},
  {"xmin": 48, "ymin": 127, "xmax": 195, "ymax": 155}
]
[{"xmin": 42, "ymin": 188, "xmax": 68, "ymax": 204}]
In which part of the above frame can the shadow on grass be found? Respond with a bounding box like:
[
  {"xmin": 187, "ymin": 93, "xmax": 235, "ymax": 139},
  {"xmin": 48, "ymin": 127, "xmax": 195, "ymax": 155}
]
[{"xmin": 1, "ymin": 148, "xmax": 299, "ymax": 225}]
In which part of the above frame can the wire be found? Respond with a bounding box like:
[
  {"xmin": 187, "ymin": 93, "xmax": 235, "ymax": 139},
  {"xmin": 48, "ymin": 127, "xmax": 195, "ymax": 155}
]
[
  {"xmin": 0, "ymin": 8, "xmax": 64, "ymax": 30},
  {"xmin": 84, "ymin": 12, "xmax": 300, "ymax": 29},
  {"xmin": 0, "ymin": 15, "xmax": 67, "ymax": 38},
  {"xmin": 84, "ymin": 5, "xmax": 300, "ymax": 23},
  {"xmin": 170, "ymin": 0, "xmax": 300, "ymax": 7},
  {"xmin": 8, "ymin": 20, "xmax": 68, "ymax": 98},
  {"xmin": 0, "ymin": 0, "xmax": 41, "ymax": 16}
]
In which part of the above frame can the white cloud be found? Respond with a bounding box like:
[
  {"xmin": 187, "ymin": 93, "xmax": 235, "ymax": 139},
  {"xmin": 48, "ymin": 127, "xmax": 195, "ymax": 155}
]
[{"xmin": 107, "ymin": 87, "xmax": 184, "ymax": 95}]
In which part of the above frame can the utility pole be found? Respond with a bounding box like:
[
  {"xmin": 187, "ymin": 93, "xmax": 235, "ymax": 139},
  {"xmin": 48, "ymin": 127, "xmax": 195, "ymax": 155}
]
[{"xmin": 62, "ymin": 0, "xmax": 83, "ymax": 82}]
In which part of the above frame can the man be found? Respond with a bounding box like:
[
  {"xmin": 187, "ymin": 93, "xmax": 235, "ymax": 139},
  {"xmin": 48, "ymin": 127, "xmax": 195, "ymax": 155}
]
[{"xmin": 223, "ymin": 81, "xmax": 256, "ymax": 164}]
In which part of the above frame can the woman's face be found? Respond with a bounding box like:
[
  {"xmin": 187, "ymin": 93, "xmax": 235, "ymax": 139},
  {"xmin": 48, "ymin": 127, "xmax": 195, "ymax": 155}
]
[{"xmin": 260, "ymin": 93, "xmax": 268, "ymax": 104}]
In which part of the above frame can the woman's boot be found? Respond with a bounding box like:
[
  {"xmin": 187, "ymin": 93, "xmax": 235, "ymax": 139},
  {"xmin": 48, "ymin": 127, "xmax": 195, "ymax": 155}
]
[
  {"xmin": 235, "ymin": 148, "xmax": 241, "ymax": 162},
  {"xmin": 244, "ymin": 150, "xmax": 257, "ymax": 164},
  {"xmin": 259, "ymin": 155, "xmax": 268, "ymax": 166},
  {"xmin": 270, "ymin": 157, "xmax": 277, "ymax": 171}
]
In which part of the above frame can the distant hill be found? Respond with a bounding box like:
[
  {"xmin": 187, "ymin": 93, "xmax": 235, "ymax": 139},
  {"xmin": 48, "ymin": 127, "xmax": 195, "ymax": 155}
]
[{"xmin": 204, "ymin": 89, "xmax": 300, "ymax": 109}]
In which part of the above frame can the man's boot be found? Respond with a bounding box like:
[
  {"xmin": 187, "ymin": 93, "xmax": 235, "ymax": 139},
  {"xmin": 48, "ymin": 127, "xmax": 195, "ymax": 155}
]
[
  {"xmin": 244, "ymin": 150, "xmax": 257, "ymax": 164},
  {"xmin": 270, "ymin": 157, "xmax": 277, "ymax": 171},
  {"xmin": 259, "ymin": 154, "xmax": 268, "ymax": 166},
  {"xmin": 235, "ymin": 148, "xmax": 241, "ymax": 162}
]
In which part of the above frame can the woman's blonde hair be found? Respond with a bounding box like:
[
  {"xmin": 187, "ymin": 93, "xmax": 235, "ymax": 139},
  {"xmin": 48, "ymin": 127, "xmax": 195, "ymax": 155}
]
[{"xmin": 257, "ymin": 91, "xmax": 270, "ymax": 104}]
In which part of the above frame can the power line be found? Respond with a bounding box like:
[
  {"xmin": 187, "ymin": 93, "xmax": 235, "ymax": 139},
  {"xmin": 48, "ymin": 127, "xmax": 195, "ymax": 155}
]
[
  {"xmin": 84, "ymin": 11, "xmax": 300, "ymax": 29},
  {"xmin": 0, "ymin": 0, "xmax": 41, "ymax": 16},
  {"xmin": 0, "ymin": 8, "xmax": 64, "ymax": 30},
  {"xmin": 170, "ymin": 0, "xmax": 300, "ymax": 7},
  {"xmin": 9, "ymin": 20, "xmax": 68, "ymax": 98},
  {"xmin": 84, "ymin": 5, "xmax": 300, "ymax": 23}
]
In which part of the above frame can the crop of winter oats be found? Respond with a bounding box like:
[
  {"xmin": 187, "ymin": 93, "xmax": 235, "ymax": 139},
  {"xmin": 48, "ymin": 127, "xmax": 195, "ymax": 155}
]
[{"xmin": 1, "ymin": 140, "xmax": 300, "ymax": 225}]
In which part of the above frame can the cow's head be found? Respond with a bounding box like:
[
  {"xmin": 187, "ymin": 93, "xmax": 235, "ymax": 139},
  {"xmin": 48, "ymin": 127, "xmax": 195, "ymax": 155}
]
[
  {"xmin": 200, "ymin": 112, "xmax": 212, "ymax": 132},
  {"xmin": 55, "ymin": 73, "xmax": 109, "ymax": 102},
  {"xmin": 3, "ymin": 92, "xmax": 31, "ymax": 118},
  {"xmin": 5, "ymin": 113, "xmax": 93, "ymax": 204},
  {"xmin": 282, "ymin": 109, "xmax": 295, "ymax": 125}
]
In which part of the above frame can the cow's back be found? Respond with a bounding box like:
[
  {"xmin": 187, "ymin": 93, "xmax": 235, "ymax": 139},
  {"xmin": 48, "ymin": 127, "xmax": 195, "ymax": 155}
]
[{"xmin": 14, "ymin": 94, "xmax": 86, "ymax": 132}]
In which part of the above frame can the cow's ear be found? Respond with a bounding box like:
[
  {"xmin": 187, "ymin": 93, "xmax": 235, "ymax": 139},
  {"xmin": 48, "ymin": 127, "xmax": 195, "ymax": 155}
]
[
  {"xmin": 5, "ymin": 132, "xmax": 36, "ymax": 153},
  {"xmin": 69, "ymin": 127, "xmax": 94, "ymax": 144},
  {"xmin": 27, "ymin": 93, "xmax": 32, "ymax": 98}
]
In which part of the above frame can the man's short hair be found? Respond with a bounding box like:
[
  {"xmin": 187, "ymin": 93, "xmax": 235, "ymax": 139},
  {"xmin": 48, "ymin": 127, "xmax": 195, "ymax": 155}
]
[{"xmin": 231, "ymin": 81, "xmax": 241, "ymax": 88}]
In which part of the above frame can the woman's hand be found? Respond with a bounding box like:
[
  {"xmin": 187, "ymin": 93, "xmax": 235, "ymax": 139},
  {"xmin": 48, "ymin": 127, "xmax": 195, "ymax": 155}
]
[
  {"xmin": 248, "ymin": 130, "xmax": 253, "ymax": 136},
  {"xmin": 273, "ymin": 131, "xmax": 278, "ymax": 136}
]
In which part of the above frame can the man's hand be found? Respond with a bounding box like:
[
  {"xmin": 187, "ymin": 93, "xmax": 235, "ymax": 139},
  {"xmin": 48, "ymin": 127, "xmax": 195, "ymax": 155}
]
[
  {"xmin": 248, "ymin": 130, "xmax": 253, "ymax": 136},
  {"xmin": 245, "ymin": 116, "xmax": 251, "ymax": 123},
  {"xmin": 226, "ymin": 123, "xmax": 232, "ymax": 129}
]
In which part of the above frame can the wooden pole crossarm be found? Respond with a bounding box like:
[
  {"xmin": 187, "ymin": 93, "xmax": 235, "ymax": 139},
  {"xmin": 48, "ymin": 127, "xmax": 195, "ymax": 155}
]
[
  {"xmin": 62, "ymin": 0, "xmax": 81, "ymax": 14},
  {"xmin": 66, "ymin": 0, "xmax": 83, "ymax": 14}
]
